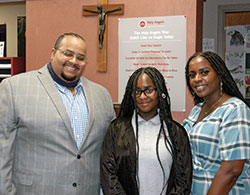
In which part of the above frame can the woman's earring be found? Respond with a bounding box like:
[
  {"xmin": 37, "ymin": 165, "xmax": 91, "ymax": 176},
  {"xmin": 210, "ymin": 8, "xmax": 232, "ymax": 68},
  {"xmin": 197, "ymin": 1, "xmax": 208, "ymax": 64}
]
[
  {"xmin": 220, "ymin": 82, "xmax": 223, "ymax": 95},
  {"xmin": 162, "ymin": 93, "xmax": 166, "ymax": 99}
]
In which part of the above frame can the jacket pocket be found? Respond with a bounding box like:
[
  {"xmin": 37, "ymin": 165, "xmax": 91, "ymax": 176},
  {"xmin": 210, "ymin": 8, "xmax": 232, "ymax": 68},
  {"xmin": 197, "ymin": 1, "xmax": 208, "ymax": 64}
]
[{"xmin": 13, "ymin": 170, "xmax": 33, "ymax": 186}]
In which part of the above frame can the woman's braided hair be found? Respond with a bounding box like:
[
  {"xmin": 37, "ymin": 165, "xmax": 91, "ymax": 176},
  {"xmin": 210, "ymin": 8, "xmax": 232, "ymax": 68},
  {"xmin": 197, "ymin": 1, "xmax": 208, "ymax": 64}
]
[{"xmin": 185, "ymin": 51, "xmax": 249, "ymax": 108}]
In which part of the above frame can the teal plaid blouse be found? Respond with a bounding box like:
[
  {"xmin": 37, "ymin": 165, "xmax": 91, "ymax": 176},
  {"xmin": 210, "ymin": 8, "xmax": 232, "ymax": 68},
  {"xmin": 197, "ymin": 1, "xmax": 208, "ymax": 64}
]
[{"xmin": 183, "ymin": 97, "xmax": 250, "ymax": 195}]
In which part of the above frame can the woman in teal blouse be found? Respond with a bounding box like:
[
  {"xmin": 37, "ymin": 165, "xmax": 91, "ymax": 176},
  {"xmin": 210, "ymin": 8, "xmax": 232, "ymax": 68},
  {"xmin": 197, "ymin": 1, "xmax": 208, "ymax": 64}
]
[{"xmin": 183, "ymin": 51, "xmax": 250, "ymax": 195}]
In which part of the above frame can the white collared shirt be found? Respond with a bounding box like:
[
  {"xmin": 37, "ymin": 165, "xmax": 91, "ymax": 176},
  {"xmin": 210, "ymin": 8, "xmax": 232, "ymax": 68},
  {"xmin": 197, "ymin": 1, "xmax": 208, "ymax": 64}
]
[{"xmin": 132, "ymin": 113, "xmax": 173, "ymax": 195}]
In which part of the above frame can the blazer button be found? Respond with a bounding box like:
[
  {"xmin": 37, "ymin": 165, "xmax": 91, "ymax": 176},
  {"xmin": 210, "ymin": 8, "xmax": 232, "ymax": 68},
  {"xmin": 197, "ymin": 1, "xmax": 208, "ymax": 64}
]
[
  {"xmin": 72, "ymin": 183, "xmax": 77, "ymax": 187},
  {"xmin": 77, "ymin": 154, "xmax": 81, "ymax": 159}
]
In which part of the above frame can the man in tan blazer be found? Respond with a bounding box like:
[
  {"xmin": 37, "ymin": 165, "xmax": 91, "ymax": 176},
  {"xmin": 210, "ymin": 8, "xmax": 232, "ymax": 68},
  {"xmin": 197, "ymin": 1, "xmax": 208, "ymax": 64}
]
[{"xmin": 0, "ymin": 32, "xmax": 115, "ymax": 195}]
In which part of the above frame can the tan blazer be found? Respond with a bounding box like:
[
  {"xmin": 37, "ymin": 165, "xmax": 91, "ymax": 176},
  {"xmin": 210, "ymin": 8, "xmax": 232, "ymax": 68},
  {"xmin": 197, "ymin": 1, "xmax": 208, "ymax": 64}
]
[{"xmin": 0, "ymin": 65, "xmax": 115, "ymax": 195}]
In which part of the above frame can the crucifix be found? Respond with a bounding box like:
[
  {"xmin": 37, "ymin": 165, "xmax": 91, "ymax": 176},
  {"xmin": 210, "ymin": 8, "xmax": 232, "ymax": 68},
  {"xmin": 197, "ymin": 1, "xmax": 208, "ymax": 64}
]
[{"xmin": 82, "ymin": 1, "xmax": 124, "ymax": 72}]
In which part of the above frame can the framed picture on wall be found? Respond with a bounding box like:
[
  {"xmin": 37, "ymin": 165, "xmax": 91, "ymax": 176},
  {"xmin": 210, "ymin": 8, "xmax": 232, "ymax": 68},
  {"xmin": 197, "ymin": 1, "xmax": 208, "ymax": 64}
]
[{"xmin": 0, "ymin": 24, "xmax": 6, "ymax": 57}]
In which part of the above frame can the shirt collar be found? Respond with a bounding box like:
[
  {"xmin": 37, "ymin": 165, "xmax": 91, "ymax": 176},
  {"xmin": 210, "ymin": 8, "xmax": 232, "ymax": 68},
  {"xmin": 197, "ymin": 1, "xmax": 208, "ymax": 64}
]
[
  {"xmin": 133, "ymin": 111, "xmax": 161, "ymax": 126},
  {"xmin": 55, "ymin": 78, "xmax": 83, "ymax": 94}
]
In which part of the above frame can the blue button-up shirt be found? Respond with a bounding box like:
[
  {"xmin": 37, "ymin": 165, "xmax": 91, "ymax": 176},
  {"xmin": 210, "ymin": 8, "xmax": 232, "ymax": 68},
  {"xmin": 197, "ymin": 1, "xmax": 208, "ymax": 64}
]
[{"xmin": 55, "ymin": 79, "xmax": 89, "ymax": 149}]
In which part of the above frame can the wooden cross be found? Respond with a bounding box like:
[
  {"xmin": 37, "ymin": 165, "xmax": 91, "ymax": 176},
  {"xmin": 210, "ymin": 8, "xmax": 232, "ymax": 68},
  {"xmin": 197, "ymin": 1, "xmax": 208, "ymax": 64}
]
[{"xmin": 82, "ymin": 0, "xmax": 124, "ymax": 72}]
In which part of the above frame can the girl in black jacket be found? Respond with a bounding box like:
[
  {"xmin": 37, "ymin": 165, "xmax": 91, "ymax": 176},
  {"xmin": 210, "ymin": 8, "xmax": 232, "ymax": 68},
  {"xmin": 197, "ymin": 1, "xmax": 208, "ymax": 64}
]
[{"xmin": 101, "ymin": 67, "xmax": 192, "ymax": 195}]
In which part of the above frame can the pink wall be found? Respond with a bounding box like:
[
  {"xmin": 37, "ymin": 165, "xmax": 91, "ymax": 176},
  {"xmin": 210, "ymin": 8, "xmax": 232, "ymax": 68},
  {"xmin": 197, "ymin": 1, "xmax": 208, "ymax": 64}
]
[{"xmin": 26, "ymin": 0, "xmax": 202, "ymax": 123}]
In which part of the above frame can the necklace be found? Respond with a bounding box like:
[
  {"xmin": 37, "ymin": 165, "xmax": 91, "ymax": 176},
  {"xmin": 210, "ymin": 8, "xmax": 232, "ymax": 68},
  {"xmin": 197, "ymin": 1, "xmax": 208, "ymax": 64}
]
[{"xmin": 203, "ymin": 94, "xmax": 224, "ymax": 115}]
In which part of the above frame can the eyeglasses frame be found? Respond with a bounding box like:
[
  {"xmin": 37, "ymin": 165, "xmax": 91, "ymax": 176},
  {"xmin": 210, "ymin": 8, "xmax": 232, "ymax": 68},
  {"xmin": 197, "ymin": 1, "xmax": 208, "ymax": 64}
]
[
  {"xmin": 133, "ymin": 88, "xmax": 157, "ymax": 98},
  {"xmin": 56, "ymin": 48, "xmax": 88, "ymax": 65}
]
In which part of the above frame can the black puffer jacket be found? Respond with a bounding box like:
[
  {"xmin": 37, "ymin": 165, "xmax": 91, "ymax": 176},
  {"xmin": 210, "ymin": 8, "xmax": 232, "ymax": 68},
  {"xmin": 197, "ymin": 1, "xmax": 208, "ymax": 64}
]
[{"xmin": 100, "ymin": 117, "xmax": 193, "ymax": 195}]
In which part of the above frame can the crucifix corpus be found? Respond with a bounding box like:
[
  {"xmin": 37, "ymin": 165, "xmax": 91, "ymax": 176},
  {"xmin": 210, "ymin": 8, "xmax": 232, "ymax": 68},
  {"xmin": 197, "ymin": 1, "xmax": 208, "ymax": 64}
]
[{"xmin": 82, "ymin": 2, "xmax": 124, "ymax": 72}]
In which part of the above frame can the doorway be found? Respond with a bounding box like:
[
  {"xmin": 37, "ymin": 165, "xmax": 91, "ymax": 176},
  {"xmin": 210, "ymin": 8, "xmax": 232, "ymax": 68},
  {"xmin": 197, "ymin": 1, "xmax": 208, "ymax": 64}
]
[{"xmin": 224, "ymin": 11, "xmax": 250, "ymax": 105}]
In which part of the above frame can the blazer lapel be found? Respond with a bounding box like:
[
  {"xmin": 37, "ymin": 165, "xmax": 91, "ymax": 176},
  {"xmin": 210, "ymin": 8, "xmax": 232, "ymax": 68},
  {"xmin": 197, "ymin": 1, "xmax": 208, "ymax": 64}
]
[
  {"xmin": 78, "ymin": 77, "xmax": 94, "ymax": 149},
  {"xmin": 37, "ymin": 65, "xmax": 76, "ymax": 145}
]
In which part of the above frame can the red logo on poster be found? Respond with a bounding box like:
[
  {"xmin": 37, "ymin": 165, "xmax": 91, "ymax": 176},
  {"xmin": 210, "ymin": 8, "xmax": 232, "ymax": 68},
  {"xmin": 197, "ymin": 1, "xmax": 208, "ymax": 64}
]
[{"xmin": 138, "ymin": 20, "xmax": 147, "ymax": 28}]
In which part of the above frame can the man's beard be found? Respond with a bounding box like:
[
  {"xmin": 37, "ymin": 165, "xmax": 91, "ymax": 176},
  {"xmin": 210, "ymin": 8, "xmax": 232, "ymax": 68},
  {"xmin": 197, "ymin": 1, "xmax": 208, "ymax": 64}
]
[{"xmin": 61, "ymin": 72, "xmax": 77, "ymax": 82}]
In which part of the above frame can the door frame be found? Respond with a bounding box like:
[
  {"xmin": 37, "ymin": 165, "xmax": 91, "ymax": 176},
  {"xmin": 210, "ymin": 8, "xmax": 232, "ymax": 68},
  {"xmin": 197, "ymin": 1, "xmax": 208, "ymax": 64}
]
[{"xmin": 218, "ymin": 4, "xmax": 250, "ymax": 58}]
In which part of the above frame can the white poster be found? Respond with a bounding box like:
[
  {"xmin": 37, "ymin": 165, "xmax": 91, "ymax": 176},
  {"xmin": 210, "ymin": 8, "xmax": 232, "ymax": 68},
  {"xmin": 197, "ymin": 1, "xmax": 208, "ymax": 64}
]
[
  {"xmin": 118, "ymin": 16, "xmax": 186, "ymax": 111},
  {"xmin": 226, "ymin": 26, "xmax": 247, "ymax": 52},
  {"xmin": 225, "ymin": 25, "xmax": 250, "ymax": 99},
  {"xmin": 225, "ymin": 52, "xmax": 245, "ymax": 95},
  {"xmin": 203, "ymin": 38, "xmax": 214, "ymax": 52}
]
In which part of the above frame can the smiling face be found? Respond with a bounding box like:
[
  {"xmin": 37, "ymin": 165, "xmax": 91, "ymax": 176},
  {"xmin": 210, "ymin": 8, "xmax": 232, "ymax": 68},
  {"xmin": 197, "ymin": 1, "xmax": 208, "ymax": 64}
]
[
  {"xmin": 50, "ymin": 35, "xmax": 87, "ymax": 83},
  {"xmin": 135, "ymin": 73, "xmax": 158, "ymax": 120},
  {"xmin": 188, "ymin": 56, "xmax": 221, "ymax": 101}
]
